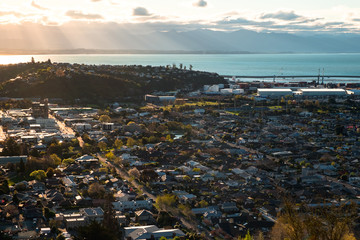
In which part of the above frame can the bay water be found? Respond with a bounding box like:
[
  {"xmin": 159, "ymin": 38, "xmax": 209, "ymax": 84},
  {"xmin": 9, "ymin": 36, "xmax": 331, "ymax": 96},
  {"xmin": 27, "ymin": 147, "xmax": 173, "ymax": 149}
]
[{"xmin": 1, "ymin": 53, "xmax": 360, "ymax": 80}]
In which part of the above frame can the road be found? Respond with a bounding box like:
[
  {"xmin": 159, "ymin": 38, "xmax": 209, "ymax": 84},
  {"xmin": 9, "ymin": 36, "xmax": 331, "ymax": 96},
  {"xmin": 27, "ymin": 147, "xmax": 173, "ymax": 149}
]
[
  {"xmin": 49, "ymin": 113, "xmax": 84, "ymax": 147},
  {"xmin": 97, "ymin": 153, "xmax": 212, "ymax": 238},
  {"xmin": 0, "ymin": 125, "xmax": 6, "ymax": 142}
]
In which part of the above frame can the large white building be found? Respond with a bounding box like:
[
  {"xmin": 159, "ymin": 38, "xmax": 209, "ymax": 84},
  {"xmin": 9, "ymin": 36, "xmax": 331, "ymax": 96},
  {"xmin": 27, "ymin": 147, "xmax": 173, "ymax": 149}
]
[
  {"xmin": 299, "ymin": 88, "xmax": 347, "ymax": 96},
  {"xmin": 258, "ymin": 88, "xmax": 350, "ymax": 98},
  {"xmin": 257, "ymin": 88, "xmax": 293, "ymax": 98}
]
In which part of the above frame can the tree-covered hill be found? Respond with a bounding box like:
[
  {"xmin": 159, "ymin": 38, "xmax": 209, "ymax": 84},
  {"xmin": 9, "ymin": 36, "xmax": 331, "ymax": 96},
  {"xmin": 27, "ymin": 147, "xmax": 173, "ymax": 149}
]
[{"xmin": 0, "ymin": 62, "xmax": 225, "ymax": 101}]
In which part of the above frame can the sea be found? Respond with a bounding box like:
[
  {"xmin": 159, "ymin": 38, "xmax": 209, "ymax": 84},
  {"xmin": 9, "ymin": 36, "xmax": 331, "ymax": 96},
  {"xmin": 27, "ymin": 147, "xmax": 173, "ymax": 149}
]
[{"xmin": 1, "ymin": 53, "xmax": 360, "ymax": 82}]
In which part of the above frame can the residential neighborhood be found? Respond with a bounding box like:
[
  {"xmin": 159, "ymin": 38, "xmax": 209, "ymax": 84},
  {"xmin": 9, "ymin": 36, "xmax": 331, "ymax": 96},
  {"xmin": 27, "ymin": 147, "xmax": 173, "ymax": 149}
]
[{"xmin": 1, "ymin": 75, "xmax": 360, "ymax": 239}]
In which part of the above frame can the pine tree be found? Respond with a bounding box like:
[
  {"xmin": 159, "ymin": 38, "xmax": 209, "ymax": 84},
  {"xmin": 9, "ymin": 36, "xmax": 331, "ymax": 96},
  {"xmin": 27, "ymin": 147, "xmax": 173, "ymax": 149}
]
[{"xmin": 102, "ymin": 193, "xmax": 120, "ymax": 239}]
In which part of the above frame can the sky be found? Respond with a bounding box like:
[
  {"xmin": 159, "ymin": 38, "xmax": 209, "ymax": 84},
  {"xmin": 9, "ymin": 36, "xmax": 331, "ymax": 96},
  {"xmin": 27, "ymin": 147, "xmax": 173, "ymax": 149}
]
[
  {"xmin": 0, "ymin": 0, "xmax": 360, "ymax": 34},
  {"xmin": 0, "ymin": 0, "xmax": 360, "ymax": 51}
]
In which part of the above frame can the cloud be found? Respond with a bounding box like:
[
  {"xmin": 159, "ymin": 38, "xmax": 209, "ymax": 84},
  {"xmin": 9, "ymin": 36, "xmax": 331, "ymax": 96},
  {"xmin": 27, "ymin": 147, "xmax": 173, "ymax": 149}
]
[
  {"xmin": 133, "ymin": 7, "xmax": 152, "ymax": 16},
  {"xmin": 66, "ymin": 10, "xmax": 103, "ymax": 20},
  {"xmin": 31, "ymin": 1, "xmax": 48, "ymax": 10},
  {"xmin": 0, "ymin": 11, "xmax": 26, "ymax": 17},
  {"xmin": 261, "ymin": 11, "xmax": 301, "ymax": 21},
  {"xmin": 193, "ymin": 0, "xmax": 207, "ymax": 7}
]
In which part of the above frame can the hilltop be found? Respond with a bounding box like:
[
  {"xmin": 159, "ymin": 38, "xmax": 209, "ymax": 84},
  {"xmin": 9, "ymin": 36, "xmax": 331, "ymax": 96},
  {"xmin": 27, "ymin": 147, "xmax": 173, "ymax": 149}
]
[{"xmin": 0, "ymin": 62, "xmax": 225, "ymax": 102}]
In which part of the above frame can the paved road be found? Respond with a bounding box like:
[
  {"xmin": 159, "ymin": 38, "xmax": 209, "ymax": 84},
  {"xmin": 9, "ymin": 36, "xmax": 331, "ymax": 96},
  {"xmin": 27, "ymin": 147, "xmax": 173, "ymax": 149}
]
[
  {"xmin": 97, "ymin": 153, "xmax": 212, "ymax": 238},
  {"xmin": 0, "ymin": 125, "xmax": 6, "ymax": 141},
  {"xmin": 49, "ymin": 113, "xmax": 84, "ymax": 147}
]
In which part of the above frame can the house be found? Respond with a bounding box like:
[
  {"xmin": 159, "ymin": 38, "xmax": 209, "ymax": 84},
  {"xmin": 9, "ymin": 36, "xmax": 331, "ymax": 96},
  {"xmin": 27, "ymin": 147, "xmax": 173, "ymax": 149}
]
[
  {"xmin": 112, "ymin": 200, "xmax": 153, "ymax": 212},
  {"xmin": 80, "ymin": 207, "xmax": 104, "ymax": 222},
  {"xmin": 201, "ymin": 173, "xmax": 214, "ymax": 182},
  {"xmin": 28, "ymin": 180, "xmax": 46, "ymax": 192},
  {"xmin": 124, "ymin": 225, "xmax": 185, "ymax": 240},
  {"xmin": 135, "ymin": 210, "xmax": 155, "ymax": 224},
  {"xmin": 221, "ymin": 202, "xmax": 239, "ymax": 213}
]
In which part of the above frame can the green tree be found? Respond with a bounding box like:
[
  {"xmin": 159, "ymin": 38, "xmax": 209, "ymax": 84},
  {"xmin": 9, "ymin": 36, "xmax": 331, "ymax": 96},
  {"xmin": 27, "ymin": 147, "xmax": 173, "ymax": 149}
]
[
  {"xmin": 105, "ymin": 151, "xmax": 116, "ymax": 161},
  {"xmin": 0, "ymin": 177, "xmax": 10, "ymax": 194},
  {"xmin": 62, "ymin": 158, "xmax": 75, "ymax": 165},
  {"xmin": 43, "ymin": 207, "xmax": 55, "ymax": 220},
  {"xmin": 239, "ymin": 230, "xmax": 253, "ymax": 240},
  {"xmin": 126, "ymin": 137, "xmax": 136, "ymax": 147},
  {"xmin": 30, "ymin": 170, "xmax": 46, "ymax": 181},
  {"xmin": 102, "ymin": 194, "xmax": 120, "ymax": 239},
  {"xmin": 114, "ymin": 139, "xmax": 123, "ymax": 149},
  {"xmin": 50, "ymin": 153, "xmax": 61, "ymax": 166},
  {"xmin": 98, "ymin": 142, "xmax": 107, "ymax": 152},
  {"xmin": 155, "ymin": 194, "xmax": 177, "ymax": 210},
  {"xmin": 99, "ymin": 115, "xmax": 111, "ymax": 123},
  {"xmin": 1, "ymin": 138, "xmax": 21, "ymax": 156},
  {"xmin": 46, "ymin": 167, "xmax": 55, "ymax": 178},
  {"xmin": 88, "ymin": 182, "xmax": 105, "ymax": 199},
  {"xmin": 18, "ymin": 158, "xmax": 25, "ymax": 173},
  {"xmin": 270, "ymin": 201, "xmax": 357, "ymax": 240}
]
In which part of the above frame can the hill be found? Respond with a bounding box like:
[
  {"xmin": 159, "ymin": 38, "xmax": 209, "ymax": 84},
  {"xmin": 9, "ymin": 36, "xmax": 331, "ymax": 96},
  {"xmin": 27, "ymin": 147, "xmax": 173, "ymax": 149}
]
[{"xmin": 0, "ymin": 62, "xmax": 225, "ymax": 102}]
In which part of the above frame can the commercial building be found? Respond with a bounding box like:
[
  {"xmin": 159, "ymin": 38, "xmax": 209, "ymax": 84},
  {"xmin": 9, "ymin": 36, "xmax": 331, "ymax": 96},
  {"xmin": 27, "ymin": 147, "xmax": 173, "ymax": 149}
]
[
  {"xmin": 145, "ymin": 95, "xmax": 176, "ymax": 105},
  {"xmin": 299, "ymin": 88, "xmax": 347, "ymax": 96},
  {"xmin": 257, "ymin": 88, "xmax": 293, "ymax": 98},
  {"xmin": 32, "ymin": 99, "xmax": 49, "ymax": 119}
]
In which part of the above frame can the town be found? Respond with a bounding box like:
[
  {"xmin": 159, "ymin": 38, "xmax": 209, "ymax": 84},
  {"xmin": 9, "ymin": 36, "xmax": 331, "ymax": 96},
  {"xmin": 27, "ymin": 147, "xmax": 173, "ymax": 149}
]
[{"xmin": 1, "ymin": 64, "xmax": 360, "ymax": 240}]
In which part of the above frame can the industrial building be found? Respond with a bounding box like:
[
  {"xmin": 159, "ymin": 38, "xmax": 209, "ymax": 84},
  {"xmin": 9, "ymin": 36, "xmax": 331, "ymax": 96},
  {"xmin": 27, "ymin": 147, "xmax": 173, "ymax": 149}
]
[
  {"xmin": 258, "ymin": 88, "xmax": 350, "ymax": 98},
  {"xmin": 299, "ymin": 88, "xmax": 347, "ymax": 96},
  {"xmin": 257, "ymin": 88, "xmax": 293, "ymax": 98},
  {"xmin": 145, "ymin": 95, "xmax": 176, "ymax": 105}
]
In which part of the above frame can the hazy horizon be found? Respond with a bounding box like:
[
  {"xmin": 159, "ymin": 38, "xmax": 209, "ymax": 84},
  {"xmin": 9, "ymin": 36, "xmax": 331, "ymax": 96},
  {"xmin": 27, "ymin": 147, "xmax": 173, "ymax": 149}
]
[{"xmin": 0, "ymin": 1, "xmax": 360, "ymax": 53}]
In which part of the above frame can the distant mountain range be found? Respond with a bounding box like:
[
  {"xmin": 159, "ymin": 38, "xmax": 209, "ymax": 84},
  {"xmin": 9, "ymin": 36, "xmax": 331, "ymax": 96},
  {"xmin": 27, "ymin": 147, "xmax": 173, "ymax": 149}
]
[{"xmin": 1, "ymin": 26, "xmax": 360, "ymax": 53}]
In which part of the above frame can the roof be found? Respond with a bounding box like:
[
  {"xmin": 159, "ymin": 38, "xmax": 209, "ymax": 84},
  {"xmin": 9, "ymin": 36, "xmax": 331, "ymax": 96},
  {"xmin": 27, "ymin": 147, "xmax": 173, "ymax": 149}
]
[
  {"xmin": 300, "ymin": 88, "xmax": 346, "ymax": 92},
  {"xmin": 258, "ymin": 88, "xmax": 292, "ymax": 92}
]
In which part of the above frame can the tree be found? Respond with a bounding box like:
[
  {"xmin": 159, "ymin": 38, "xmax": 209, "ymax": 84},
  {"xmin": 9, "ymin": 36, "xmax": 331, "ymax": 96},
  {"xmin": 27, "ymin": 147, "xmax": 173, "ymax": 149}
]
[
  {"xmin": 114, "ymin": 139, "xmax": 123, "ymax": 149},
  {"xmin": 198, "ymin": 200, "xmax": 209, "ymax": 208},
  {"xmin": 88, "ymin": 182, "xmax": 105, "ymax": 199},
  {"xmin": 18, "ymin": 158, "xmax": 25, "ymax": 173},
  {"xmin": 98, "ymin": 142, "xmax": 107, "ymax": 152},
  {"xmin": 1, "ymin": 138, "xmax": 21, "ymax": 156},
  {"xmin": 4, "ymin": 204, "xmax": 19, "ymax": 218},
  {"xmin": 43, "ymin": 207, "xmax": 55, "ymax": 220},
  {"xmin": 46, "ymin": 167, "xmax": 55, "ymax": 178},
  {"xmin": 75, "ymin": 221, "xmax": 118, "ymax": 240},
  {"xmin": 155, "ymin": 194, "xmax": 177, "ymax": 210},
  {"xmin": 128, "ymin": 168, "xmax": 140, "ymax": 179},
  {"xmin": 105, "ymin": 151, "xmax": 116, "ymax": 161},
  {"xmin": 62, "ymin": 158, "xmax": 75, "ymax": 166},
  {"xmin": 99, "ymin": 115, "xmax": 111, "ymax": 123},
  {"xmin": 102, "ymin": 194, "xmax": 120, "ymax": 239},
  {"xmin": 30, "ymin": 170, "xmax": 46, "ymax": 181},
  {"xmin": 0, "ymin": 177, "xmax": 10, "ymax": 194},
  {"xmin": 270, "ymin": 201, "xmax": 357, "ymax": 240},
  {"xmin": 140, "ymin": 169, "xmax": 158, "ymax": 182},
  {"xmin": 126, "ymin": 137, "xmax": 136, "ymax": 147},
  {"xmin": 50, "ymin": 153, "xmax": 61, "ymax": 166}
]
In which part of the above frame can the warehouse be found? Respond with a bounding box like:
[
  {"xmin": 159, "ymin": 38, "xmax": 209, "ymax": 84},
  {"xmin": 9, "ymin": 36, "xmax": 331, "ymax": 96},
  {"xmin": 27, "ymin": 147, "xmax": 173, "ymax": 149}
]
[
  {"xmin": 257, "ymin": 88, "xmax": 293, "ymax": 98},
  {"xmin": 299, "ymin": 88, "xmax": 347, "ymax": 97}
]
